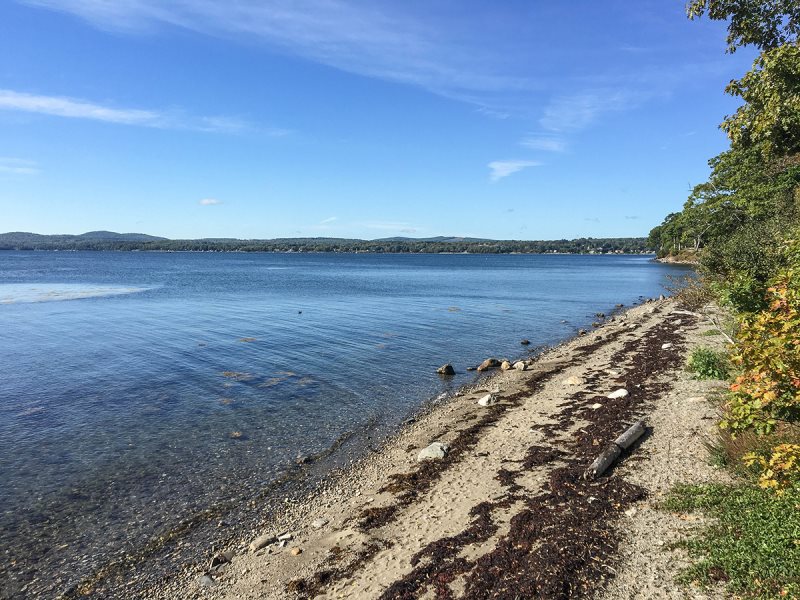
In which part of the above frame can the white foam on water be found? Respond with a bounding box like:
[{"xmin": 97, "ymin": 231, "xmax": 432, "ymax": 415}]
[{"xmin": 0, "ymin": 284, "xmax": 150, "ymax": 304}]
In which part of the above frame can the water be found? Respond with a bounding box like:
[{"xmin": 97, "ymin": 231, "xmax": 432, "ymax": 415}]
[{"xmin": 0, "ymin": 251, "xmax": 685, "ymax": 594}]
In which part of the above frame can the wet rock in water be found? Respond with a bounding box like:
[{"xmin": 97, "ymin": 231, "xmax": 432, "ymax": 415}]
[
  {"xmin": 595, "ymin": 312, "xmax": 605, "ymax": 318},
  {"xmin": 616, "ymin": 303, "xmax": 624, "ymax": 308},
  {"xmin": 562, "ymin": 375, "xmax": 583, "ymax": 386},
  {"xmin": 437, "ymin": 363, "xmax": 455, "ymax": 376},
  {"xmin": 466, "ymin": 366, "xmax": 478, "ymax": 372},
  {"xmin": 417, "ymin": 442, "xmax": 448, "ymax": 461},
  {"xmin": 592, "ymin": 322, "xmax": 601, "ymax": 328},
  {"xmin": 311, "ymin": 518, "xmax": 329, "ymax": 529},
  {"xmin": 607, "ymin": 388, "xmax": 629, "ymax": 399},
  {"xmin": 513, "ymin": 361, "xmax": 526, "ymax": 371},
  {"xmin": 500, "ymin": 360, "xmax": 512, "ymax": 371},
  {"xmin": 477, "ymin": 393, "xmax": 497, "ymax": 407},
  {"xmin": 578, "ymin": 329, "xmax": 587, "ymax": 336},
  {"xmin": 520, "ymin": 339, "xmax": 530, "ymax": 345},
  {"xmin": 661, "ymin": 343, "xmax": 673, "ymax": 350},
  {"xmin": 477, "ymin": 358, "xmax": 500, "ymax": 372},
  {"xmin": 249, "ymin": 533, "xmax": 276, "ymax": 552}
]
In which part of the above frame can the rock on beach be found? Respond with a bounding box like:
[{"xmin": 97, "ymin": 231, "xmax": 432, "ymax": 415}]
[
  {"xmin": 417, "ymin": 442, "xmax": 448, "ymax": 462},
  {"xmin": 478, "ymin": 393, "xmax": 497, "ymax": 407},
  {"xmin": 249, "ymin": 533, "xmax": 276, "ymax": 552},
  {"xmin": 477, "ymin": 358, "xmax": 500, "ymax": 372}
]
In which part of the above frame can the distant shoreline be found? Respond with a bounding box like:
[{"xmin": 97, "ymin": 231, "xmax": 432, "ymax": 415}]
[
  {"xmin": 1, "ymin": 248, "xmax": 656, "ymax": 256},
  {"xmin": 0, "ymin": 231, "xmax": 652, "ymax": 255}
]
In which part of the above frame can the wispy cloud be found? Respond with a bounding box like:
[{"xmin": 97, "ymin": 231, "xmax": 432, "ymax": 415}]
[
  {"xmin": 624, "ymin": 215, "xmax": 640, "ymax": 220},
  {"xmin": 520, "ymin": 135, "xmax": 567, "ymax": 153},
  {"xmin": 488, "ymin": 160, "xmax": 540, "ymax": 182},
  {"xmin": 319, "ymin": 216, "xmax": 338, "ymax": 224},
  {"xmin": 0, "ymin": 88, "xmax": 266, "ymax": 134},
  {"xmin": 0, "ymin": 157, "xmax": 40, "ymax": 175},
  {"xmin": 539, "ymin": 90, "xmax": 641, "ymax": 132},
  {"xmin": 199, "ymin": 198, "xmax": 222, "ymax": 206},
  {"xmin": 20, "ymin": 0, "xmax": 531, "ymax": 105},
  {"xmin": 0, "ymin": 89, "xmax": 162, "ymax": 126}
]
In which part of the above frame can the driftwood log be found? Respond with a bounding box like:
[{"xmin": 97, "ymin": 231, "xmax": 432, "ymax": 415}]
[{"xmin": 584, "ymin": 419, "xmax": 646, "ymax": 479}]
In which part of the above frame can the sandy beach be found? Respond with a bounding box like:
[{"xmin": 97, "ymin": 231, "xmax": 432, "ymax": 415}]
[{"xmin": 84, "ymin": 296, "xmax": 728, "ymax": 600}]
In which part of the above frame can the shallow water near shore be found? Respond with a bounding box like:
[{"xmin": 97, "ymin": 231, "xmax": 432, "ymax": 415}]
[{"xmin": 0, "ymin": 251, "xmax": 687, "ymax": 595}]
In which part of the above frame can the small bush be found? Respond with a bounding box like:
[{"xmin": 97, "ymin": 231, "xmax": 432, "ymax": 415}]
[
  {"xmin": 744, "ymin": 443, "xmax": 800, "ymax": 493},
  {"xmin": 665, "ymin": 274, "xmax": 715, "ymax": 311},
  {"xmin": 687, "ymin": 347, "xmax": 730, "ymax": 380}
]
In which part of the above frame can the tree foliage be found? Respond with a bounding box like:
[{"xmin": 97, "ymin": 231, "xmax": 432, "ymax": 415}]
[
  {"xmin": 687, "ymin": 0, "xmax": 800, "ymax": 52},
  {"xmin": 653, "ymin": 1, "xmax": 800, "ymax": 493},
  {"xmin": 723, "ymin": 44, "xmax": 800, "ymax": 157}
]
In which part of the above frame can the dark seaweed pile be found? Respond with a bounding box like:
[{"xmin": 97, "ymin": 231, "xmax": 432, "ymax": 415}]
[{"xmin": 291, "ymin": 309, "xmax": 696, "ymax": 599}]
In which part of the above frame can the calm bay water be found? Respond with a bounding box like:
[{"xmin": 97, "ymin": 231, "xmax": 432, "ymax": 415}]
[{"xmin": 0, "ymin": 251, "xmax": 685, "ymax": 595}]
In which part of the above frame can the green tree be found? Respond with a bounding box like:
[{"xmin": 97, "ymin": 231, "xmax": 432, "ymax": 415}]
[{"xmin": 687, "ymin": 0, "xmax": 800, "ymax": 52}]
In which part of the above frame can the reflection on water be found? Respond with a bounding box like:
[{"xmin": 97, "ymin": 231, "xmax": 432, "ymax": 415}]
[{"xmin": 0, "ymin": 283, "xmax": 149, "ymax": 303}]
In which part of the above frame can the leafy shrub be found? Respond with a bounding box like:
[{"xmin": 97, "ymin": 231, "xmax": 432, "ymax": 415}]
[
  {"xmin": 721, "ymin": 239, "xmax": 800, "ymax": 435},
  {"xmin": 664, "ymin": 274, "xmax": 715, "ymax": 311},
  {"xmin": 686, "ymin": 347, "xmax": 730, "ymax": 380},
  {"xmin": 702, "ymin": 219, "xmax": 791, "ymax": 313},
  {"xmin": 744, "ymin": 443, "xmax": 800, "ymax": 493}
]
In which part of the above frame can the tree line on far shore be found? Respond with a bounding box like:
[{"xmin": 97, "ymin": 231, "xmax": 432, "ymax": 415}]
[{"xmin": 0, "ymin": 234, "xmax": 650, "ymax": 255}]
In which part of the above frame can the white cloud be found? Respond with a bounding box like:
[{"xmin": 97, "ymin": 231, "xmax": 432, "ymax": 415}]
[
  {"xmin": 0, "ymin": 88, "xmax": 263, "ymax": 133},
  {"xmin": 0, "ymin": 89, "xmax": 162, "ymax": 126},
  {"xmin": 488, "ymin": 160, "xmax": 540, "ymax": 182},
  {"xmin": 0, "ymin": 157, "xmax": 40, "ymax": 175},
  {"xmin": 199, "ymin": 198, "xmax": 222, "ymax": 206},
  {"xmin": 319, "ymin": 216, "xmax": 337, "ymax": 224},
  {"xmin": 539, "ymin": 90, "xmax": 644, "ymax": 132},
  {"xmin": 520, "ymin": 136, "xmax": 567, "ymax": 153}
]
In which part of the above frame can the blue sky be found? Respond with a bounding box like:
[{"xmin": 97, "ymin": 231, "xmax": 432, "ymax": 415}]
[{"xmin": 0, "ymin": 1, "xmax": 755, "ymax": 240}]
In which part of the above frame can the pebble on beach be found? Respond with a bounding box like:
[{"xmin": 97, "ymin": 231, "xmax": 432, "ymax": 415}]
[
  {"xmin": 249, "ymin": 534, "xmax": 276, "ymax": 552},
  {"xmin": 607, "ymin": 389, "xmax": 629, "ymax": 399}
]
